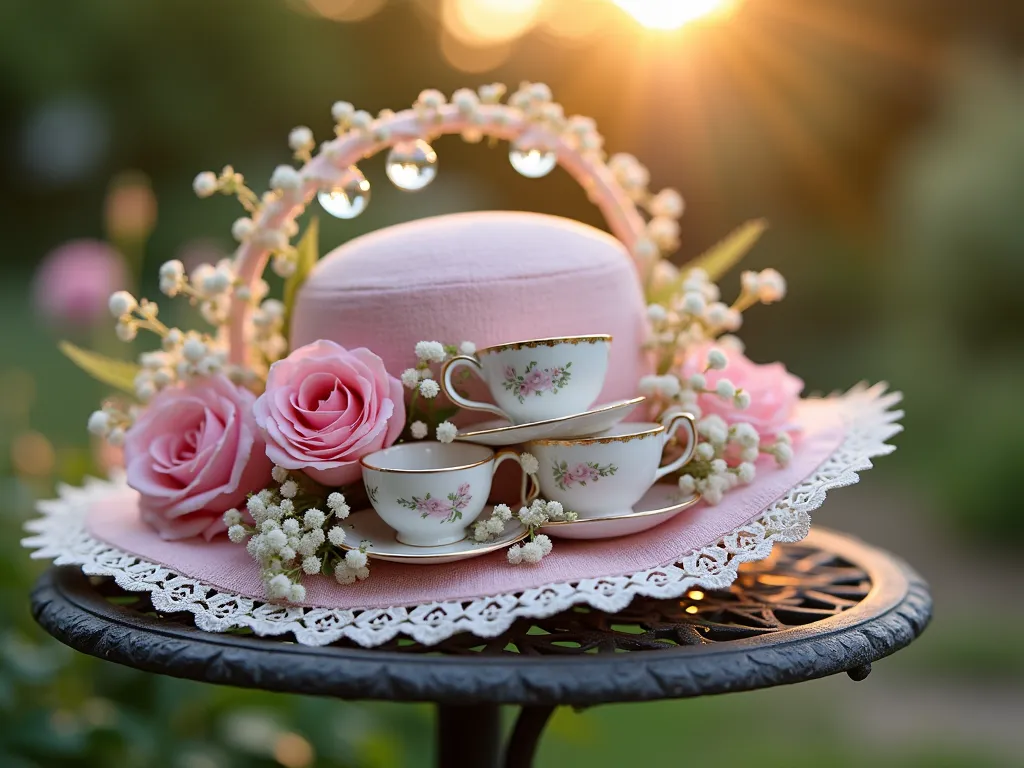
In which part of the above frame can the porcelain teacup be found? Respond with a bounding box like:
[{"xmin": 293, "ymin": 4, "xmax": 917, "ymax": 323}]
[
  {"xmin": 441, "ymin": 335, "xmax": 611, "ymax": 425},
  {"xmin": 526, "ymin": 412, "xmax": 697, "ymax": 519},
  {"xmin": 360, "ymin": 442, "xmax": 537, "ymax": 547}
]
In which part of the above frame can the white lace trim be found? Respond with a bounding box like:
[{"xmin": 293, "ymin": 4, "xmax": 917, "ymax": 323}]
[{"xmin": 23, "ymin": 384, "xmax": 901, "ymax": 648}]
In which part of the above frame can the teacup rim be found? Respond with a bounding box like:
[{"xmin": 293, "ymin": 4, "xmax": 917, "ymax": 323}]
[
  {"xmin": 360, "ymin": 442, "xmax": 494, "ymax": 474},
  {"xmin": 477, "ymin": 334, "xmax": 612, "ymax": 356},
  {"xmin": 527, "ymin": 421, "xmax": 665, "ymax": 446}
]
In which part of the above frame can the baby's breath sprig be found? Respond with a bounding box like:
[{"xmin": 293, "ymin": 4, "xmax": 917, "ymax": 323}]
[
  {"xmin": 506, "ymin": 499, "xmax": 576, "ymax": 565},
  {"xmin": 402, "ymin": 339, "xmax": 477, "ymax": 442},
  {"xmin": 225, "ymin": 468, "xmax": 363, "ymax": 602}
]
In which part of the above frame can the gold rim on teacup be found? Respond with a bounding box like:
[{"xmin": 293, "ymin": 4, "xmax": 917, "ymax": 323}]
[
  {"xmin": 359, "ymin": 442, "xmax": 495, "ymax": 474},
  {"xmin": 337, "ymin": 522, "xmax": 531, "ymax": 560},
  {"xmin": 475, "ymin": 334, "xmax": 612, "ymax": 355}
]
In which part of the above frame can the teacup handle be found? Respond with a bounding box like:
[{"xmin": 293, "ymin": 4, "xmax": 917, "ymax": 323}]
[
  {"xmin": 493, "ymin": 449, "xmax": 541, "ymax": 507},
  {"xmin": 441, "ymin": 355, "xmax": 510, "ymax": 421},
  {"xmin": 654, "ymin": 411, "xmax": 698, "ymax": 482}
]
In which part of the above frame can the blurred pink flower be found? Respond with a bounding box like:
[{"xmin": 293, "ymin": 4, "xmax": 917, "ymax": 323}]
[
  {"xmin": 104, "ymin": 172, "xmax": 157, "ymax": 242},
  {"xmin": 33, "ymin": 239, "xmax": 128, "ymax": 328}
]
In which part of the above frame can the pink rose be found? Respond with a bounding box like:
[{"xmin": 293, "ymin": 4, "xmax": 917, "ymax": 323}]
[
  {"xmin": 125, "ymin": 376, "xmax": 272, "ymax": 541},
  {"xmin": 567, "ymin": 463, "xmax": 592, "ymax": 484},
  {"xmin": 523, "ymin": 368, "xmax": 553, "ymax": 393},
  {"xmin": 254, "ymin": 340, "xmax": 405, "ymax": 486},
  {"xmin": 680, "ymin": 343, "xmax": 804, "ymax": 440}
]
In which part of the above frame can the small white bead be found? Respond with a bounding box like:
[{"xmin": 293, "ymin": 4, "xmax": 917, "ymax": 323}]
[
  {"xmin": 331, "ymin": 101, "xmax": 354, "ymax": 122},
  {"xmin": 345, "ymin": 549, "xmax": 368, "ymax": 569},
  {"xmin": 288, "ymin": 126, "xmax": 314, "ymax": 152},
  {"xmin": 410, "ymin": 420, "xmax": 428, "ymax": 439},
  {"xmin": 706, "ymin": 349, "xmax": 728, "ymax": 370},
  {"xmin": 107, "ymin": 427, "xmax": 126, "ymax": 447},
  {"xmin": 459, "ymin": 340, "xmax": 476, "ymax": 356},
  {"xmin": 270, "ymin": 165, "xmax": 302, "ymax": 192},
  {"xmin": 192, "ymin": 171, "xmax": 218, "ymax": 198},
  {"xmin": 108, "ymin": 291, "xmax": 137, "ymax": 318},
  {"xmin": 401, "ymin": 368, "xmax": 421, "ymax": 390},
  {"xmin": 87, "ymin": 411, "xmax": 110, "ymax": 436},
  {"xmin": 419, "ymin": 379, "xmax": 440, "ymax": 399},
  {"xmin": 182, "ymin": 338, "xmax": 207, "ymax": 363},
  {"xmin": 436, "ymin": 421, "xmax": 458, "ymax": 444},
  {"xmin": 231, "ymin": 217, "xmax": 254, "ymax": 241},
  {"xmin": 715, "ymin": 379, "xmax": 736, "ymax": 399}
]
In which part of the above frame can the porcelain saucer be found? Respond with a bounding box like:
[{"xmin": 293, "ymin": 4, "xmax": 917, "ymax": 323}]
[
  {"xmin": 339, "ymin": 507, "xmax": 528, "ymax": 565},
  {"xmin": 453, "ymin": 396, "xmax": 645, "ymax": 447},
  {"xmin": 539, "ymin": 484, "xmax": 700, "ymax": 540}
]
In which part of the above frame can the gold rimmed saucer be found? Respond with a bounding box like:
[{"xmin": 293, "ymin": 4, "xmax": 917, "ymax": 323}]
[
  {"xmin": 539, "ymin": 484, "xmax": 700, "ymax": 540},
  {"xmin": 453, "ymin": 397, "xmax": 645, "ymax": 447},
  {"xmin": 339, "ymin": 508, "xmax": 529, "ymax": 565}
]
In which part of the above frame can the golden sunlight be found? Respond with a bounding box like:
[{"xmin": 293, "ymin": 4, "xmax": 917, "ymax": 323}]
[{"xmin": 612, "ymin": 0, "xmax": 737, "ymax": 30}]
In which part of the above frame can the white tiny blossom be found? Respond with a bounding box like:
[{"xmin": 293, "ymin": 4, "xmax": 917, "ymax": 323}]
[
  {"xmin": 279, "ymin": 480, "xmax": 299, "ymax": 499},
  {"xmin": 401, "ymin": 368, "xmax": 421, "ymax": 390},
  {"xmin": 722, "ymin": 309, "xmax": 743, "ymax": 332},
  {"xmin": 231, "ymin": 217, "xmax": 254, "ymax": 241},
  {"xmin": 410, "ymin": 420, "xmax": 428, "ymax": 439},
  {"xmin": 87, "ymin": 411, "xmax": 110, "ymax": 436},
  {"xmin": 705, "ymin": 302, "xmax": 730, "ymax": 326},
  {"xmin": 331, "ymin": 100, "xmax": 354, "ymax": 122},
  {"xmin": 741, "ymin": 270, "xmax": 760, "ymax": 294},
  {"xmin": 689, "ymin": 373, "xmax": 707, "ymax": 390},
  {"xmin": 485, "ymin": 518, "xmax": 505, "ymax": 535},
  {"xmin": 270, "ymin": 164, "xmax": 302, "ymax": 191},
  {"xmin": 247, "ymin": 495, "xmax": 267, "ymax": 519},
  {"xmin": 519, "ymin": 452, "xmax": 539, "ymax": 475},
  {"xmin": 732, "ymin": 423, "xmax": 759, "ymax": 449},
  {"xmin": 735, "ymin": 391, "xmax": 752, "ymax": 410},
  {"xmin": 227, "ymin": 525, "xmax": 247, "ymax": 543},
  {"xmin": 638, "ymin": 375, "xmax": 660, "ymax": 396},
  {"xmin": 740, "ymin": 446, "xmax": 760, "ymax": 463},
  {"xmin": 289, "ymin": 583, "xmax": 306, "ymax": 603},
  {"xmin": 279, "ymin": 499, "xmax": 295, "ymax": 516},
  {"xmin": 459, "ymin": 340, "xmax": 476, "ymax": 355},
  {"xmin": 303, "ymin": 508, "xmax": 325, "ymax": 530},
  {"xmin": 107, "ymin": 427, "xmax": 126, "ymax": 447},
  {"xmin": 345, "ymin": 549, "xmax": 368, "ymax": 569},
  {"xmin": 544, "ymin": 501, "xmax": 565, "ymax": 520},
  {"xmin": 706, "ymin": 349, "xmax": 728, "ymax": 370},
  {"xmin": 474, "ymin": 524, "xmax": 491, "ymax": 542},
  {"xmin": 271, "ymin": 466, "xmax": 289, "ymax": 484},
  {"xmin": 328, "ymin": 526, "xmax": 347, "ymax": 547},
  {"xmin": 272, "ymin": 255, "xmax": 296, "ymax": 278},
  {"xmin": 417, "ymin": 88, "xmax": 446, "ymax": 109},
  {"xmin": 738, "ymin": 462, "xmax": 756, "ymax": 484},
  {"xmin": 279, "ymin": 545, "xmax": 296, "ymax": 562},
  {"xmin": 282, "ymin": 518, "xmax": 300, "ymax": 536},
  {"xmin": 493, "ymin": 504, "xmax": 513, "ymax": 522},
  {"xmin": 711, "ymin": 458, "xmax": 728, "ymax": 474},
  {"xmin": 534, "ymin": 534, "xmax": 553, "ymax": 556},
  {"xmin": 452, "ymin": 88, "xmax": 479, "ymax": 114},
  {"xmin": 696, "ymin": 442, "xmax": 715, "ymax": 461},
  {"xmin": 301, "ymin": 556, "xmax": 321, "ymax": 575},
  {"xmin": 436, "ymin": 421, "xmax": 457, "ymax": 444},
  {"xmin": 758, "ymin": 268, "xmax": 786, "ymax": 303},
  {"xmin": 223, "ymin": 508, "xmax": 243, "ymax": 527},
  {"xmin": 415, "ymin": 340, "xmax": 446, "ymax": 363},
  {"xmin": 267, "ymin": 574, "xmax": 291, "ymax": 599},
  {"xmin": 715, "ymin": 379, "xmax": 736, "ymax": 399},
  {"xmin": 288, "ymin": 126, "xmax": 314, "ymax": 152},
  {"xmin": 647, "ymin": 304, "xmax": 668, "ymax": 323},
  {"xmin": 182, "ymin": 338, "xmax": 207, "ymax": 363},
  {"xmin": 777, "ymin": 432, "xmax": 793, "ymax": 445},
  {"xmin": 679, "ymin": 474, "xmax": 696, "ymax": 494},
  {"xmin": 507, "ymin": 545, "xmax": 524, "ymax": 565},
  {"xmin": 682, "ymin": 291, "xmax": 706, "ymax": 315},
  {"xmin": 657, "ymin": 375, "xmax": 681, "ymax": 398},
  {"xmin": 650, "ymin": 188, "xmax": 685, "ymax": 218},
  {"xmin": 266, "ymin": 528, "xmax": 288, "ymax": 551},
  {"xmin": 334, "ymin": 563, "xmax": 357, "ymax": 585},
  {"xmin": 193, "ymin": 171, "xmax": 218, "ymax": 198},
  {"xmin": 327, "ymin": 492, "xmax": 350, "ymax": 517},
  {"xmin": 419, "ymin": 379, "xmax": 440, "ymax": 399},
  {"xmin": 108, "ymin": 291, "xmax": 137, "ymax": 318},
  {"xmin": 520, "ymin": 541, "xmax": 544, "ymax": 564},
  {"xmin": 774, "ymin": 442, "xmax": 794, "ymax": 467}
]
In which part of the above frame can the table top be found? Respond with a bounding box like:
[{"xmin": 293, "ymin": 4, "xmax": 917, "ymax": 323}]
[{"xmin": 30, "ymin": 527, "xmax": 931, "ymax": 707}]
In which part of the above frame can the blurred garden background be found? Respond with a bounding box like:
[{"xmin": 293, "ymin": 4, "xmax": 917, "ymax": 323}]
[{"xmin": 2, "ymin": 0, "xmax": 1023, "ymax": 765}]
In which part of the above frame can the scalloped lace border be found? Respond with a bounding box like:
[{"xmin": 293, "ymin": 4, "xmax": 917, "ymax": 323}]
[{"xmin": 23, "ymin": 384, "xmax": 902, "ymax": 648}]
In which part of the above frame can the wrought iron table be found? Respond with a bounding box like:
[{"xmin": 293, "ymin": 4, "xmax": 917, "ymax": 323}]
[{"xmin": 30, "ymin": 527, "xmax": 931, "ymax": 768}]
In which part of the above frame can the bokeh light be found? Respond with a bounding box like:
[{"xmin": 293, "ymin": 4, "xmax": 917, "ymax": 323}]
[
  {"xmin": 612, "ymin": 0, "xmax": 738, "ymax": 30},
  {"xmin": 441, "ymin": 0, "xmax": 543, "ymax": 45},
  {"xmin": 440, "ymin": 27, "xmax": 514, "ymax": 72},
  {"xmin": 303, "ymin": 0, "xmax": 386, "ymax": 22}
]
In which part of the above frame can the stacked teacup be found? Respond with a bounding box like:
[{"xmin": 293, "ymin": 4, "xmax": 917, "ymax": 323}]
[{"xmin": 358, "ymin": 335, "xmax": 696, "ymax": 547}]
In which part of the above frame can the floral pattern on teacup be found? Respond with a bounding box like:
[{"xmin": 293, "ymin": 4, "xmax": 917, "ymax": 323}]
[
  {"xmin": 502, "ymin": 361, "xmax": 573, "ymax": 404},
  {"xmin": 551, "ymin": 460, "xmax": 618, "ymax": 491},
  {"xmin": 397, "ymin": 483, "xmax": 473, "ymax": 524},
  {"xmin": 366, "ymin": 484, "xmax": 379, "ymax": 504}
]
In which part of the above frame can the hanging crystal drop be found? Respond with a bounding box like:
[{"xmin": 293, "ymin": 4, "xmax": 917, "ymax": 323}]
[
  {"xmin": 317, "ymin": 166, "xmax": 371, "ymax": 219},
  {"xmin": 385, "ymin": 139, "xmax": 438, "ymax": 191},
  {"xmin": 509, "ymin": 146, "xmax": 557, "ymax": 178}
]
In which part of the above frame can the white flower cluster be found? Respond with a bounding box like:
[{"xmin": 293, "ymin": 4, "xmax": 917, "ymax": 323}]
[
  {"xmin": 105, "ymin": 290, "xmax": 239, "ymax": 403},
  {"xmin": 251, "ymin": 298, "xmax": 288, "ymax": 366},
  {"xmin": 677, "ymin": 419, "xmax": 794, "ymax": 505},
  {"xmin": 472, "ymin": 503, "xmax": 515, "ymax": 542},
  {"xmin": 87, "ymin": 401, "xmax": 135, "ymax": 446},
  {"xmin": 403, "ymin": 339, "xmax": 477, "ymax": 442},
  {"xmin": 505, "ymin": 499, "xmax": 577, "ymax": 565},
  {"xmin": 224, "ymin": 470, "xmax": 363, "ymax": 602},
  {"xmin": 639, "ymin": 347, "xmax": 749, "ymax": 417}
]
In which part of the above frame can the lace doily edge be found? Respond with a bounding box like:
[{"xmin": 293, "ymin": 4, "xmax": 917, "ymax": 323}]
[{"xmin": 22, "ymin": 382, "xmax": 902, "ymax": 648}]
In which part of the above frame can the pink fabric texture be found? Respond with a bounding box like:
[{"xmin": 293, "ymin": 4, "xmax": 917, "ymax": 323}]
[
  {"xmin": 87, "ymin": 399, "xmax": 844, "ymax": 609},
  {"xmin": 290, "ymin": 212, "xmax": 653, "ymax": 412},
  {"xmin": 254, "ymin": 340, "xmax": 405, "ymax": 486}
]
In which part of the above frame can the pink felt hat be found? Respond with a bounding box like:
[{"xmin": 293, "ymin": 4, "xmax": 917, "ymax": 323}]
[{"xmin": 290, "ymin": 211, "xmax": 653, "ymax": 410}]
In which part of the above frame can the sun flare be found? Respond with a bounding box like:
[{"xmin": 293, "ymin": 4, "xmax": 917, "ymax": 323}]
[{"xmin": 612, "ymin": 0, "xmax": 737, "ymax": 30}]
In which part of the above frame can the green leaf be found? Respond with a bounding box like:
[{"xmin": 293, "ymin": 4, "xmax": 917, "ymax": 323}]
[
  {"xmin": 59, "ymin": 341, "xmax": 139, "ymax": 395},
  {"xmin": 283, "ymin": 216, "xmax": 320, "ymax": 338},
  {"xmin": 649, "ymin": 218, "xmax": 768, "ymax": 305}
]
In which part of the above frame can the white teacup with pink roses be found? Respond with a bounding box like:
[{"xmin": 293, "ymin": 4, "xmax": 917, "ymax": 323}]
[
  {"xmin": 441, "ymin": 334, "xmax": 611, "ymax": 425},
  {"xmin": 527, "ymin": 412, "xmax": 698, "ymax": 519},
  {"xmin": 360, "ymin": 443, "xmax": 538, "ymax": 547}
]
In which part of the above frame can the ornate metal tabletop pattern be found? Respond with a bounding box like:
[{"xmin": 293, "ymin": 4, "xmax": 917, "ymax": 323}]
[{"xmin": 30, "ymin": 528, "xmax": 932, "ymax": 768}]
